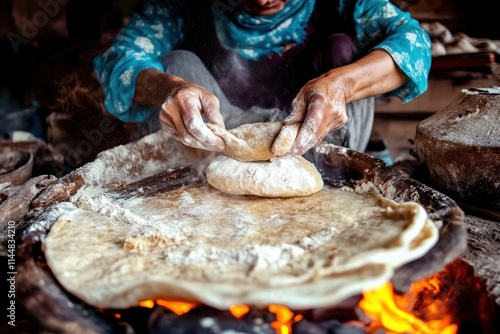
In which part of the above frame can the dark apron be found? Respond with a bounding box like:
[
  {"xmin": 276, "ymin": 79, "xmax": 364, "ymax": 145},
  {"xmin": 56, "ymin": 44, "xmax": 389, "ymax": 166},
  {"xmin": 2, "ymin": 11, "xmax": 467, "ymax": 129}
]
[{"xmin": 181, "ymin": 0, "xmax": 359, "ymax": 111}]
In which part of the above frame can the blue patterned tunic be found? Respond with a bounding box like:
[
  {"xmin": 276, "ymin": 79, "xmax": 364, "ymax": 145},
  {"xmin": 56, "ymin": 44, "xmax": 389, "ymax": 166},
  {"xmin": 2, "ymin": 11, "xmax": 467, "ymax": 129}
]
[{"xmin": 94, "ymin": 0, "xmax": 431, "ymax": 122}]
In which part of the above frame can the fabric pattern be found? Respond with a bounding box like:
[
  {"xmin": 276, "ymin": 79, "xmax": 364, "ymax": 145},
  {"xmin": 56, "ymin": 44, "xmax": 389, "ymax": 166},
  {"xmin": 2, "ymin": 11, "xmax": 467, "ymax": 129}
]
[
  {"xmin": 211, "ymin": 0, "xmax": 316, "ymax": 59},
  {"xmin": 94, "ymin": 0, "xmax": 431, "ymax": 122}
]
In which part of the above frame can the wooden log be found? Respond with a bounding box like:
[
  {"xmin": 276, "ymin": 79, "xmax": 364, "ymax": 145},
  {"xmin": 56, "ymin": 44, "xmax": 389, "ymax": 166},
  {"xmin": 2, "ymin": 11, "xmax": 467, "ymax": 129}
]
[
  {"xmin": 0, "ymin": 175, "xmax": 57, "ymax": 243},
  {"xmin": 31, "ymin": 173, "xmax": 85, "ymax": 208}
]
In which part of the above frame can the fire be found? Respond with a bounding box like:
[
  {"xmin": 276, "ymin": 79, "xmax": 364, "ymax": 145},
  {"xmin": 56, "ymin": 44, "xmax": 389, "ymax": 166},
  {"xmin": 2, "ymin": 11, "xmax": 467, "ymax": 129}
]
[
  {"xmin": 139, "ymin": 299, "xmax": 198, "ymax": 315},
  {"xmin": 139, "ymin": 300, "xmax": 301, "ymax": 334},
  {"xmin": 268, "ymin": 305, "xmax": 303, "ymax": 334},
  {"xmin": 229, "ymin": 304, "xmax": 250, "ymax": 318},
  {"xmin": 359, "ymin": 281, "xmax": 458, "ymax": 334},
  {"xmin": 137, "ymin": 272, "xmax": 460, "ymax": 334},
  {"xmin": 138, "ymin": 300, "xmax": 155, "ymax": 308}
]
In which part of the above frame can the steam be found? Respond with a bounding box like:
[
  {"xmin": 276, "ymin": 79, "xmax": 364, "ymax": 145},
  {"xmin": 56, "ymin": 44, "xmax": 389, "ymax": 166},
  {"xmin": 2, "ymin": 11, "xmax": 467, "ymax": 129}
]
[{"xmin": 211, "ymin": 52, "xmax": 289, "ymax": 129}]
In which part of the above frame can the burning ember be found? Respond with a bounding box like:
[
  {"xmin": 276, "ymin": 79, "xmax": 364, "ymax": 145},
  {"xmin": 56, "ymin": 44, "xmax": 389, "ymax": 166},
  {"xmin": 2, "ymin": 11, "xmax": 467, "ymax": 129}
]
[{"xmin": 137, "ymin": 300, "xmax": 302, "ymax": 334}]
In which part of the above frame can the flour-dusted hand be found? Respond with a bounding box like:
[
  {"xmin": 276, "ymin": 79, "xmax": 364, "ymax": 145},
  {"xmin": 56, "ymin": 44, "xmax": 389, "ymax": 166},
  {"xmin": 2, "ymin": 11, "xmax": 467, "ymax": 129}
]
[
  {"xmin": 159, "ymin": 80, "xmax": 226, "ymax": 152},
  {"xmin": 283, "ymin": 74, "xmax": 349, "ymax": 156}
]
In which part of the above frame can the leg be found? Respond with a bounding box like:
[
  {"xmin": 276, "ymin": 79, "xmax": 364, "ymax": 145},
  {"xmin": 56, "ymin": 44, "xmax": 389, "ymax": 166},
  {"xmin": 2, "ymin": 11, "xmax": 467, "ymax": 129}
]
[
  {"xmin": 162, "ymin": 50, "xmax": 234, "ymax": 117},
  {"xmin": 317, "ymin": 98, "xmax": 374, "ymax": 152},
  {"xmin": 313, "ymin": 33, "xmax": 359, "ymax": 74}
]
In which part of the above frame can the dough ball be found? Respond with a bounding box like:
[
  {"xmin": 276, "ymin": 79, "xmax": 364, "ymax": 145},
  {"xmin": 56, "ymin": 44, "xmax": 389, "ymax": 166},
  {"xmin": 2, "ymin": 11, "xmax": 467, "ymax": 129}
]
[
  {"xmin": 207, "ymin": 122, "xmax": 300, "ymax": 162},
  {"xmin": 205, "ymin": 155, "xmax": 324, "ymax": 197}
]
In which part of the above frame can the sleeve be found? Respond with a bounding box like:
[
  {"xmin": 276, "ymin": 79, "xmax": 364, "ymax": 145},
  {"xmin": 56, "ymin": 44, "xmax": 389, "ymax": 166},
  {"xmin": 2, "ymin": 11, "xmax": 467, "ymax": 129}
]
[
  {"xmin": 350, "ymin": 0, "xmax": 432, "ymax": 102},
  {"xmin": 93, "ymin": 0, "xmax": 185, "ymax": 122}
]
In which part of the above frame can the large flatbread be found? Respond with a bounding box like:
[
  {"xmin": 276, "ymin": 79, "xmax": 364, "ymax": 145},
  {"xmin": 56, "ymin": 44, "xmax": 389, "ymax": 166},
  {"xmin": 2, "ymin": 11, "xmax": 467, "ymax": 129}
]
[{"xmin": 43, "ymin": 184, "xmax": 438, "ymax": 310}]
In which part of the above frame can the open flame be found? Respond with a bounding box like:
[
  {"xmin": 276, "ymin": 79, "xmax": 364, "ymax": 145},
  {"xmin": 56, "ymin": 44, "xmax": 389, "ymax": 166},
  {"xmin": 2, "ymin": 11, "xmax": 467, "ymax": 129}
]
[
  {"xmin": 137, "ymin": 271, "xmax": 460, "ymax": 334},
  {"xmin": 359, "ymin": 281, "xmax": 458, "ymax": 334},
  {"xmin": 229, "ymin": 304, "xmax": 250, "ymax": 318},
  {"xmin": 268, "ymin": 304, "xmax": 303, "ymax": 334},
  {"xmin": 138, "ymin": 299, "xmax": 198, "ymax": 315}
]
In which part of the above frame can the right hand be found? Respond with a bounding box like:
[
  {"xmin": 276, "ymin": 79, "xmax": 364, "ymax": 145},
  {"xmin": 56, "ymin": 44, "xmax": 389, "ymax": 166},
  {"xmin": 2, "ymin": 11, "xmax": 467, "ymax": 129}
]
[{"xmin": 159, "ymin": 80, "xmax": 226, "ymax": 152}]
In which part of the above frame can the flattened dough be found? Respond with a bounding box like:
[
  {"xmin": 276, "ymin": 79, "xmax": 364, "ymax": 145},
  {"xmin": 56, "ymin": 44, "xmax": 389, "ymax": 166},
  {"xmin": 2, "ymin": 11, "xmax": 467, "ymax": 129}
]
[
  {"xmin": 206, "ymin": 155, "xmax": 324, "ymax": 197},
  {"xmin": 207, "ymin": 122, "xmax": 300, "ymax": 162},
  {"xmin": 43, "ymin": 185, "xmax": 438, "ymax": 310}
]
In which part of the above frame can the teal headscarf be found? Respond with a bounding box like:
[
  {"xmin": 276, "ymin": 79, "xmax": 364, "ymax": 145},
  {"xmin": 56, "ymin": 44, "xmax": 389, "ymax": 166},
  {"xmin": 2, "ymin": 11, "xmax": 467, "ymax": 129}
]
[{"xmin": 212, "ymin": 0, "xmax": 316, "ymax": 59}]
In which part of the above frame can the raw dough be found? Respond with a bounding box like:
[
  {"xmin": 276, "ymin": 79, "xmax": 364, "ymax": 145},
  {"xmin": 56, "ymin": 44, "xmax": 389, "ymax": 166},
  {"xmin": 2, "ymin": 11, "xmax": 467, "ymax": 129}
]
[
  {"xmin": 207, "ymin": 122, "xmax": 300, "ymax": 162},
  {"xmin": 206, "ymin": 122, "xmax": 322, "ymax": 197},
  {"xmin": 205, "ymin": 155, "xmax": 324, "ymax": 197},
  {"xmin": 43, "ymin": 184, "xmax": 438, "ymax": 310}
]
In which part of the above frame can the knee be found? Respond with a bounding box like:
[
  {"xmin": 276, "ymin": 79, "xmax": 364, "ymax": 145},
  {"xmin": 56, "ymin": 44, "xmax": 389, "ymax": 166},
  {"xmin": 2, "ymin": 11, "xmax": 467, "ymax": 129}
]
[
  {"xmin": 162, "ymin": 50, "xmax": 205, "ymax": 73},
  {"xmin": 327, "ymin": 33, "xmax": 358, "ymax": 67},
  {"xmin": 314, "ymin": 33, "xmax": 358, "ymax": 72}
]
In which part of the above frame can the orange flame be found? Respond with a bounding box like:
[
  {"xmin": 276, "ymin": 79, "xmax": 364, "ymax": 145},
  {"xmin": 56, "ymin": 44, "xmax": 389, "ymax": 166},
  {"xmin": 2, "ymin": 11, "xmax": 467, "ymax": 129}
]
[
  {"xmin": 268, "ymin": 305, "xmax": 303, "ymax": 334},
  {"xmin": 138, "ymin": 300, "xmax": 301, "ymax": 333},
  {"xmin": 359, "ymin": 282, "xmax": 458, "ymax": 334},
  {"xmin": 229, "ymin": 304, "xmax": 250, "ymax": 318},
  {"xmin": 139, "ymin": 299, "xmax": 198, "ymax": 315},
  {"xmin": 138, "ymin": 300, "xmax": 155, "ymax": 309},
  {"xmin": 157, "ymin": 300, "xmax": 199, "ymax": 315}
]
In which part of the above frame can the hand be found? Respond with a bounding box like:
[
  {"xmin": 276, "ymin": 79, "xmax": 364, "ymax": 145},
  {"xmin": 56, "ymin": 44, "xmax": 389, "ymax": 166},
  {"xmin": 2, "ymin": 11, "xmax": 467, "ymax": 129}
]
[
  {"xmin": 159, "ymin": 80, "xmax": 226, "ymax": 152},
  {"xmin": 282, "ymin": 74, "xmax": 349, "ymax": 156}
]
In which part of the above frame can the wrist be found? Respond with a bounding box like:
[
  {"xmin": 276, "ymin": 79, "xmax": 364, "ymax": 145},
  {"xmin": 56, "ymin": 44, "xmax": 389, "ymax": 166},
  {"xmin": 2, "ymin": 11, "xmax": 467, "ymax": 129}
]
[
  {"xmin": 333, "ymin": 50, "xmax": 408, "ymax": 103},
  {"xmin": 321, "ymin": 68, "xmax": 354, "ymax": 103},
  {"xmin": 133, "ymin": 69, "xmax": 184, "ymax": 107}
]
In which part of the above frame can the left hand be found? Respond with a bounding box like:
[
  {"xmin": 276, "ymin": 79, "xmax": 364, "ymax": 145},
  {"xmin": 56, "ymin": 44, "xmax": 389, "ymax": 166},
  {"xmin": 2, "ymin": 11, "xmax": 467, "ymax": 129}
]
[{"xmin": 281, "ymin": 74, "xmax": 349, "ymax": 156}]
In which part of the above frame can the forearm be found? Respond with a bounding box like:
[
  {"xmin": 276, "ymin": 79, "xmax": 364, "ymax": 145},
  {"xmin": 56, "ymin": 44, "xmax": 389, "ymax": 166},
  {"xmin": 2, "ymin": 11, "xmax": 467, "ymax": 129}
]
[
  {"xmin": 327, "ymin": 49, "xmax": 408, "ymax": 104},
  {"xmin": 133, "ymin": 69, "xmax": 185, "ymax": 107}
]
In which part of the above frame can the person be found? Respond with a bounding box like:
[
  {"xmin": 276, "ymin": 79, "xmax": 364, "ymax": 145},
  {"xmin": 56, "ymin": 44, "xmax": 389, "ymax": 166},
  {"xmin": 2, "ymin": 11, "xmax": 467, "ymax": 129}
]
[{"xmin": 93, "ymin": 0, "xmax": 431, "ymax": 157}]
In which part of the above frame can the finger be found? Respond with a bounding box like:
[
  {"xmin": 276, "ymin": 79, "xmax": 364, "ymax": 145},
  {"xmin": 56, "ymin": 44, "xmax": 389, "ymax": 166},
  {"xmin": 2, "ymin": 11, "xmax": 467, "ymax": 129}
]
[
  {"xmin": 159, "ymin": 106, "xmax": 177, "ymax": 131},
  {"xmin": 182, "ymin": 98, "xmax": 225, "ymax": 151},
  {"xmin": 289, "ymin": 99, "xmax": 325, "ymax": 155},
  {"xmin": 162, "ymin": 90, "xmax": 224, "ymax": 151},
  {"xmin": 289, "ymin": 125, "xmax": 318, "ymax": 156},
  {"xmin": 162, "ymin": 98, "xmax": 207, "ymax": 149},
  {"xmin": 159, "ymin": 110, "xmax": 191, "ymax": 145},
  {"xmin": 271, "ymin": 123, "xmax": 300, "ymax": 157},
  {"xmin": 284, "ymin": 94, "xmax": 307, "ymax": 125},
  {"xmin": 159, "ymin": 112, "xmax": 175, "ymax": 131},
  {"xmin": 291, "ymin": 131, "xmax": 318, "ymax": 156},
  {"xmin": 327, "ymin": 111, "xmax": 349, "ymax": 132},
  {"xmin": 159, "ymin": 116, "xmax": 177, "ymax": 136},
  {"xmin": 201, "ymin": 95, "xmax": 225, "ymax": 128},
  {"xmin": 159, "ymin": 103, "xmax": 181, "ymax": 134}
]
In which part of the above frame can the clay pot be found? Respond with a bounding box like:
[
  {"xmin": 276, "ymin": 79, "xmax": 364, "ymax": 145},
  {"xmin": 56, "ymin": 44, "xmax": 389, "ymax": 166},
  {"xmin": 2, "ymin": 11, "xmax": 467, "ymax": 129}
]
[{"xmin": 415, "ymin": 88, "xmax": 500, "ymax": 211}]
